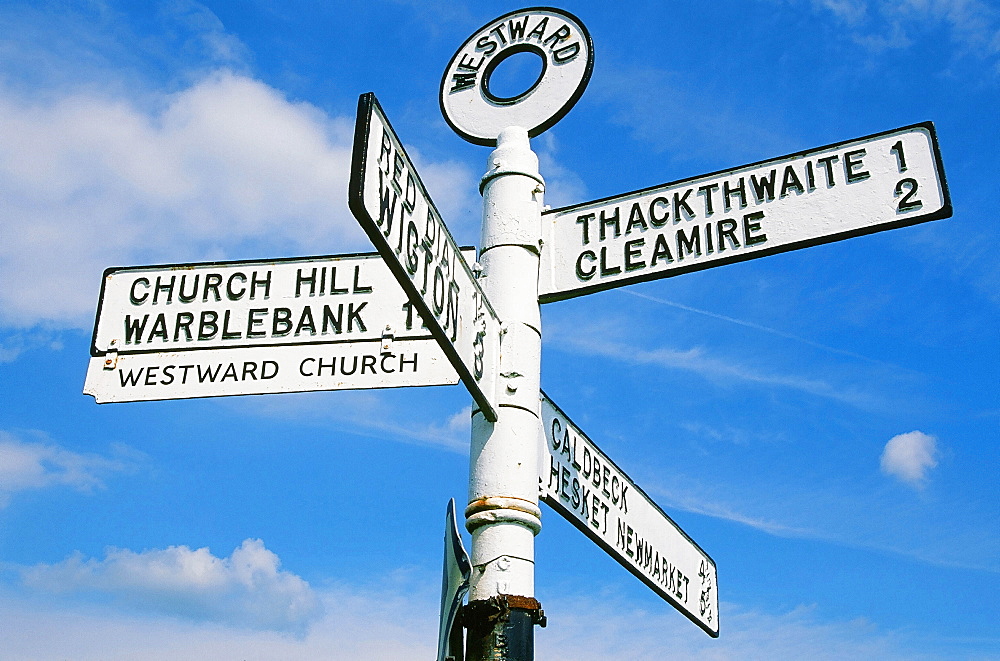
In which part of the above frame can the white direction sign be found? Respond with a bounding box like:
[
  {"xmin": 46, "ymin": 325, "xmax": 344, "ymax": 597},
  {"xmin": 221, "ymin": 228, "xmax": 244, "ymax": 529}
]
[
  {"xmin": 539, "ymin": 123, "xmax": 951, "ymax": 302},
  {"xmin": 538, "ymin": 392, "xmax": 719, "ymax": 637},
  {"xmin": 84, "ymin": 251, "xmax": 461, "ymax": 403},
  {"xmin": 349, "ymin": 92, "xmax": 501, "ymax": 422}
]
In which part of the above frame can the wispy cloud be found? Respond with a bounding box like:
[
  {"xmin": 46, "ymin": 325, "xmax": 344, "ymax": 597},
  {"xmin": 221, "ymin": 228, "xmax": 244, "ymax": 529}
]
[
  {"xmin": 0, "ymin": 431, "xmax": 140, "ymax": 507},
  {"xmin": 235, "ymin": 391, "xmax": 471, "ymax": 453},
  {"xmin": 806, "ymin": 0, "xmax": 1000, "ymax": 72},
  {"xmin": 547, "ymin": 320, "xmax": 880, "ymax": 409},
  {"xmin": 590, "ymin": 62, "xmax": 791, "ymax": 167},
  {"xmin": 624, "ymin": 290, "xmax": 907, "ymax": 368},
  {"xmin": 21, "ymin": 538, "xmax": 321, "ymax": 633}
]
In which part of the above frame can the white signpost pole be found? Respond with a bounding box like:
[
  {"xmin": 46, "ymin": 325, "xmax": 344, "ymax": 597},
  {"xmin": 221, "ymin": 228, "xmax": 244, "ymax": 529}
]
[
  {"xmin": 463, "ymin": 125, "xmax": 546, "ymax": 660},
  {"xmin": 438, "ymin": 10, "xmax": 594, "ymax": 660}
]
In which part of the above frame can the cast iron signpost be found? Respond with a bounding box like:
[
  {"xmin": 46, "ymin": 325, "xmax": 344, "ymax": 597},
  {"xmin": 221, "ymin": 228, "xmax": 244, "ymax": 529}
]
[{"xmin": 84, "ymin": 6, "xmax": 951, "ymax": 660}]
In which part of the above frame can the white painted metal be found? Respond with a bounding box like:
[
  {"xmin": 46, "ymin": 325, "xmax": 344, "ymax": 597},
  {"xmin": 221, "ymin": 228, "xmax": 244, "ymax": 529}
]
[
  {"xmin": 438, "ymin": 498, "xmax": 472, "ymax": 661},
  {"xmin": 539, "ymin": 123, "xmax": 950, "ymax": 302},
  {"xmin": 83, "ymin": 252, "xmax": 461, "ymax": 403},
  {"xmin": 440, "ymin": 8, "xmax": 593, "ymax": 146},
  {"xmin": 538, "ymin": 392, "xmax": 720, "ymax": 637},
  {"xmin": 466, "ymin": 127, "xmax": 544, "ymax": 605},
  {"xmin": 350, "ymin": 94, "xmax": 502, "ymax": 421}
]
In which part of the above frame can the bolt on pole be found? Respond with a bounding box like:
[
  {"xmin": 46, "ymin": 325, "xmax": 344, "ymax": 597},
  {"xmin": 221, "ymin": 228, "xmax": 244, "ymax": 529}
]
[{"xmin": 464, "ymin": 126, "xmax": 546, "ymax": 661}]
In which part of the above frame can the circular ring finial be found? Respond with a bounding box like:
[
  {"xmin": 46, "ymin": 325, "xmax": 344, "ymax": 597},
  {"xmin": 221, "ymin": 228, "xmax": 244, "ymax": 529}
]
[{"xmin": 440, "ymin": 7, "xmax": 593, "ymax": 146}]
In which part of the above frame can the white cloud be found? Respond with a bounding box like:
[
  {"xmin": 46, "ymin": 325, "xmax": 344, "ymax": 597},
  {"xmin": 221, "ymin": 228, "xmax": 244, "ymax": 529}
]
[
  {"xmin": 0, "ymin": 432, "xmax": 137, "ymax": 507},
  {"xmin": 21, "ymin": 538, "xmax": 321, "ymax": 633},
  {"xmin": 881, "ymin": 430, "xmax": 939, "ymax": 487},
  {"xmin": 0, "ymin": 70, "xmax": 370, "ymax": 330},
  {"xmin": 0, "ymin": 583, "xmax": 949, "ymax": 660}
]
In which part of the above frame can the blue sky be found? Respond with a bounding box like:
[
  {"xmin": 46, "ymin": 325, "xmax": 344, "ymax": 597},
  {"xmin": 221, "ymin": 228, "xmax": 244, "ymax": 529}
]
[{"xmin": 1, "ymin": 0, "xmax": 998, "ymax": 658}]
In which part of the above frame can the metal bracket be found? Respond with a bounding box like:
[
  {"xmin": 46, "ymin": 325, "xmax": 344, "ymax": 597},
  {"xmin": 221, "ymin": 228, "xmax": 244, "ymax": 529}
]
[
  {"xmin": 103, "ymin": 339, "xmax": 119, "ymax": 370},
  {"xmin": 381, "ymin": 325, "xmax": 394, "ymax": 354}
]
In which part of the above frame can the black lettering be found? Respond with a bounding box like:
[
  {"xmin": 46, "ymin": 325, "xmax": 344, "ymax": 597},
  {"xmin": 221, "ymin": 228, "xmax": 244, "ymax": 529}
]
[
  {"xmin": 743, "ymin": 211, "xmax": 767, "ymax": 246},
  {"xmin": 650, "ymin": 233, "xmax": 673, "ymax": 266},
  {"xmin": 576, "ymin": 213, "xmax": 594, "ymax": 244},
  {"xmin": 347, "ymin": 302, "xmax": 368, "ymax": 333},
  {"xmin": 542, "ymin": 25, "xmax": 570, "ymax": 48},
  {"xmin": 624, "ymin": 239, "xmax": 645, "ymax": 271},
  {"xmin": 600, "ymin": 247, "xmax": 621, "ymax": 276},
  {"xmin": 174, "ymin": 312, "xmax": 194, "ymax": 341},
  {"xmin": 552, "ymin": 42, "xmax": 580, "ymax": 63},
  {"xmin": 246, "ymin": 309, "xmax": 267, "ymax": 338},
  {"xmin": 749, "ymin": 169, "xmax": 777, "ymax": 203},
  {"xmin": 221, "ymin": 310, "xmax": 241, "ymax": 340},
  {"xmin": 197, "ymin": 364, "xmax": 221, "ymax": 383},
  {"xmin": 816, "ymin": 155, "xmax": 839, "ymax": 187},
  {"xmin": 723, "ymin": 177, "xmax": 747, "ymax": 211},
  {"xmin": 124, "ymin": 314, "xmax": 149, "ymax": 344},
  {"xmin": 152, "ymin": 276, "xmax": 175, "ymax": 304},
  {"xmin": 649, "ymin": 197, "xmax": 669, "ymax": 227},
  {"xmin": 780, "ymin": 165, "xmax": 805, "ymax": 197},
  {"xmin": 295, "ymin": 307, "xmax": 316, "ymax": 335},
  {"xmin": 250, "ymin": 271, "xmax": 271, "ymax": 299},
  {"xmin": 625, "ymin": 203, "xmax": 647, "ymax": 234},
  {"xmin": 599, "ymin": 207, "xmax": 620, "ymax": 241},
  {"xmin": 178, "ymin": 275, "xmax": 198, "ymax": 303},
  {"xmin": 119, "ymin": 368, "xmax": 143, "ymax": 387},
  {"xmin": 399, "ymin": 354, "xmax": 417, "ymax": 374},
  {"xmin": 340, "ymin": 356, "xmax": 359, "ymax": 376},
  {"xmin": 576, "ymin": 250, "xmax": 596, "ymax": 279},
  {"xmin": 198, "ymin": 311, "xmax": 218, "ymax": 340},
  {"xmin": 673, "ymin": 189, "xmax": 695, "ymax": 221},
  {"xmin": 129, "ymin": 278, "xmax": 150, "ymax": 305},
  {"xmin": 844, "ymin": 149, "xmax": 870, "ymax": 182},
  {"xmin": 296, "ymin": 268, "xmax": 317, "ymax": 297},
  {"xmin": 202, "ymin": 274, "xmax": 222, "ymax": 302},
  {"xmin": 220, "ymin": 363, "xmax": 239, "ymax": 381},
  {"xmin": 272, "ymin": 308, "xmax": 292, "ymax": 336},
  {"xmin": 676, "ymin": 226, "xmax": 701, "ymax": 259},
  {"xmin": 527, "ymin": 16, "xmax": 548, "ymax": 41},
  {"xmin": 242, "ymin": 362, "xmax": 257, "ymax": 381},
  {"xmin": 697, "ymin": 183, "xmax": 718, "ymax": 215},
  {"xmin": 717, "ymin": 219, "xmax": 740, "ymax": 251},
  {"xmin": 322, "ymin": 304, "xmax": 344, "ymax": 334},
  {"xmin": 226, "ymin": 272, "xmax": 246, "ymax": 300}
]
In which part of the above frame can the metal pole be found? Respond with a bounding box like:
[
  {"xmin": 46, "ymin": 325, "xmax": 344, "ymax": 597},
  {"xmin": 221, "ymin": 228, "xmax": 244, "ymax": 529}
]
[{"xmin": 464, "ymin": 126, "xmax": 545, "ymax": 661}]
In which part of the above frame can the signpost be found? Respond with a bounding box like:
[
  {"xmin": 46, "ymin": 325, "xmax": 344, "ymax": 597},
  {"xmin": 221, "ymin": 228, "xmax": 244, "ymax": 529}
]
[
  {"xmin": 85, "ymin": 6, "xmax": 955, "ymax": 660},
  {"xmin": 83, "ymin": 251, "xmax": 461, "ymax": 402},
  {"xmin": 538, "ymin": 123, "xmax": 951, "ymax": 301},
  {"xmin": 538, "ymin": 392, "xmax": 719, "ymax": 637},
  {"xmin": 349, "ymin": 93, "xmax": 502, "ymax": 422}
]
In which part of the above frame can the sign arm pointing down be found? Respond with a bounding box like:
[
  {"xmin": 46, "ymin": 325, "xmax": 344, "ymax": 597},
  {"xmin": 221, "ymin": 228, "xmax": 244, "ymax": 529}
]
[{"xmin": 349, "ymin": 93, "xmax": 502, "ymax": 422}]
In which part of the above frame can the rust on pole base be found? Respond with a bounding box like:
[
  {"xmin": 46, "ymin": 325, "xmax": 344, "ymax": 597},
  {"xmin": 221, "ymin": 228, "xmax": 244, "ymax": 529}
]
[{"xmin": 462, "ymin": 595, "xmax": 546, "ymax": 661}]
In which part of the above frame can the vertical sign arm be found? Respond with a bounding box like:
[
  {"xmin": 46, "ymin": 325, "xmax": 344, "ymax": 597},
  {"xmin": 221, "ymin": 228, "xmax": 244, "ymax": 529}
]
[{"xmin": 464, "ymin": 127, "xmax": 545, "ymax": 661}]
